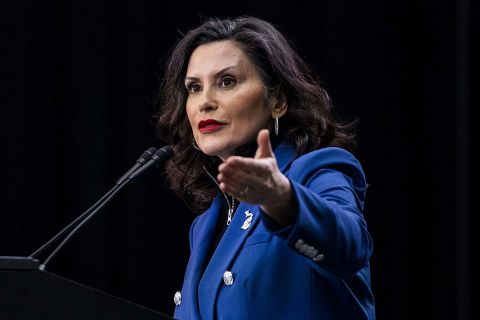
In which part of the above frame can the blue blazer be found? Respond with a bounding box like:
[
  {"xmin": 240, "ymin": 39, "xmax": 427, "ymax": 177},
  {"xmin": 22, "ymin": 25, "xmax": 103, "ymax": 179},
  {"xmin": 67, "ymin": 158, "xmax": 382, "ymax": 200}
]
[{"xmin": 174, "ymin": 143, "xmax": 375, "ymax": 319}]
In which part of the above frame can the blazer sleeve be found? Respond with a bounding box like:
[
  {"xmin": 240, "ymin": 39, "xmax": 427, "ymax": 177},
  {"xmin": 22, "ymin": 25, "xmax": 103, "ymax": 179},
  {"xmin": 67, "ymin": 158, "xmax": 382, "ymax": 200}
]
[{"xmin": 262, "ymin": 147, "xmax": 373, "ymax": 279}]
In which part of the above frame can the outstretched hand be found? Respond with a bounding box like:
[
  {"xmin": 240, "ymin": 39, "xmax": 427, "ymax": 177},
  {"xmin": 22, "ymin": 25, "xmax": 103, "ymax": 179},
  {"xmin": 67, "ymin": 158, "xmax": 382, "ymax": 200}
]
[{"xmin": 217, "ymin": 129, "xmax": 296, "ymax": 225}]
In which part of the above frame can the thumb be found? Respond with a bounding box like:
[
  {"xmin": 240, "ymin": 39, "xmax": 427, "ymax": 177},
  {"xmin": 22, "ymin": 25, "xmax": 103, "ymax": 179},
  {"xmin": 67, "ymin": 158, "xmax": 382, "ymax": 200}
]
[{"xmin": 255, "ymin": 129, "xmax": 274, "ymax": 159}]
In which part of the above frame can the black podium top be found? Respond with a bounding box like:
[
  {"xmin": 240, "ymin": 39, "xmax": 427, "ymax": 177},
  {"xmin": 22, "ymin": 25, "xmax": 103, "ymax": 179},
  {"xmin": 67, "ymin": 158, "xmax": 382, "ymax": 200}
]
[{"xmin": 0, "ymin": 256, "xmax": 172, "ymax": 320}]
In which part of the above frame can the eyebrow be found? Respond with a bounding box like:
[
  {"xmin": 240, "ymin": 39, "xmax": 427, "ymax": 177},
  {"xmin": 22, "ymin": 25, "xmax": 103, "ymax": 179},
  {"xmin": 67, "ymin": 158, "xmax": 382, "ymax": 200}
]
[{"xmin": 185, "ymin": 66, "xmax": 239, "ymax": 82}]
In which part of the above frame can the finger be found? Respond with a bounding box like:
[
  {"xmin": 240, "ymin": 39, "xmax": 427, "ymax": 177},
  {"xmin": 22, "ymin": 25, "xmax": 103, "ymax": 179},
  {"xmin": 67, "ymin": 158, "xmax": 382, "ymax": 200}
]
[
  {"xmin": 255, "ymin": 129, "xmax": 274, "ymax": 159},
  {"xmin": 220, "ymin": 179, "xmax": 262, "ymax": 203},
  {"xmin": 219, "ymin": 177, "xmax": 242, "ymax": 193},
  {"xmin": 218, "ymin": 168, "xmax": 266, "ymax": 189},
  {"xmin": 218, "ymin": 174, "xmax": 245, "ymax": 193},
  {"xmin": 219, "ymin": 179, "xmax": 250, "ymax": 201},
  {"xmin": 222, "ymin": 156, "xmax": 270, "ymax": 176}
]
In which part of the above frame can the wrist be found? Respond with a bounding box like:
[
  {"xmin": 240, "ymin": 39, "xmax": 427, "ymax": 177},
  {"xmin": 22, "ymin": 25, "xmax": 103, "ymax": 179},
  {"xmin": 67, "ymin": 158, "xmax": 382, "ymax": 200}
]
[{"xmin": 261, "ymin": 176, "xmax": 296, "ymax": 226}]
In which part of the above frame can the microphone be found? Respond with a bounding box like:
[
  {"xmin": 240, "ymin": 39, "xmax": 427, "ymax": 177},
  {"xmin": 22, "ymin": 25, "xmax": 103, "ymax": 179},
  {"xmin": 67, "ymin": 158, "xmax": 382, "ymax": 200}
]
[
  {"xmin": 116, "ymin": 147, "xmax": 158, "ymax": 185},
  {"xmin": 128, "ymin": 146, "xmax": 174, "ymax": 182},
  {"xmin": 30, "ymin": 146, "xmax": 173, "ymax": 270}
]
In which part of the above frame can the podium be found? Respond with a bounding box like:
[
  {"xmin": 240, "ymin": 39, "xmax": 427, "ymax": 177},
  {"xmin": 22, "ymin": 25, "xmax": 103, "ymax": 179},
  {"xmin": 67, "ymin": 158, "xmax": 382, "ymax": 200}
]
[{"xmin": 0, "ymin": 256, "xmax": 172, "ymax": 320}]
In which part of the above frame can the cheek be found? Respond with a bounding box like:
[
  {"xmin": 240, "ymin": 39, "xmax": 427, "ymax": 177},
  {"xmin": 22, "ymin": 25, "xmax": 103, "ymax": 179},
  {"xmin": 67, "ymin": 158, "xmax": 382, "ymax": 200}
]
[{"xmin": 231, "ymin": 89, "xmax": 269, "ymax": 123}]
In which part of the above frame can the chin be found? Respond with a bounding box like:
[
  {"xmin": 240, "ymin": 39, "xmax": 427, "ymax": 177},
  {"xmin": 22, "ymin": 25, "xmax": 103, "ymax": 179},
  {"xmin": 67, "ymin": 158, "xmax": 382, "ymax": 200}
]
[{"xmin": 199, "ymin": 140, "xmax": 236, "ymax": 160}]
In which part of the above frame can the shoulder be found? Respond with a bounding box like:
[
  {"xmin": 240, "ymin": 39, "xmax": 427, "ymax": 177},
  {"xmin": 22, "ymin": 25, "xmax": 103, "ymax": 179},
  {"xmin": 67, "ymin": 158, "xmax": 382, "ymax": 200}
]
[
  {"xmin": 189, "ymin": 213, "xmax": 206, "ymax": 250},
  {"xmin": 291, "ymin": 147, "xmax": 363, "ymax": 170},
  {"xmin": 288, "ymin": 147, "xmax": 366, "ymax": 187},
  {"xmin": 190, "ymin": 212, "xmax": 207, "ymax": 235}
]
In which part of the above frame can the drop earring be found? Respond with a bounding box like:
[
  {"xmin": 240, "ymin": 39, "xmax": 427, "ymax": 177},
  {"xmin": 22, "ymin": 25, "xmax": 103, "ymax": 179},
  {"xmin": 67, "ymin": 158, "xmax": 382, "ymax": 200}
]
[{"xmin": 274, "ymin": 117, "xmax": 279, "ymax": 136}]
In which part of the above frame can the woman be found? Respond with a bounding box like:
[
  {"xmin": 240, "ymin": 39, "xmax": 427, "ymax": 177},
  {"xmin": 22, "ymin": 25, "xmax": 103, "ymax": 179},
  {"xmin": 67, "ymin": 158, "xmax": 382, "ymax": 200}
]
[{"xmin": 157, "ymin": 16, "xmax": 375, "ymax": 319}]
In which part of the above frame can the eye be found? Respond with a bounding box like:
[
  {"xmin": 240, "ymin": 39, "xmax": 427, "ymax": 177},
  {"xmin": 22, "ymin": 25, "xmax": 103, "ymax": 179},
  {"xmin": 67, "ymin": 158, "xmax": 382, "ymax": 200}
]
[
  {"xmin": 186, "ymin": 82, "xmax": 201, "ymax": 93},
  {"xmin": 219, "ymin": 76, "xmax": 236, "ymax": 88}
]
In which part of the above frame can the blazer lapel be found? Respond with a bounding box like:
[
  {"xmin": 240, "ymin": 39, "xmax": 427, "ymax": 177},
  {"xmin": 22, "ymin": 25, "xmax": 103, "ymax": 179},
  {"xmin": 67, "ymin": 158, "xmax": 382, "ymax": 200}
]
[
  {"xmin": 197, "ymin": 201, "xmax": 261, "ymax": 318},
  {"xmin": 183, "ymin": 193, "xmax": 223, "ymax": 319}
]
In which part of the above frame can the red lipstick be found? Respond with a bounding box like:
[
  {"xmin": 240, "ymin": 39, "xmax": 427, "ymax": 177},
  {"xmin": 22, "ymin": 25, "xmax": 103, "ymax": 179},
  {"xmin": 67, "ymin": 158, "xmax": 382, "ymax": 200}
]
[{"xmin": 198, "ymin": 119, "xmax": 226, "ymax": 133}]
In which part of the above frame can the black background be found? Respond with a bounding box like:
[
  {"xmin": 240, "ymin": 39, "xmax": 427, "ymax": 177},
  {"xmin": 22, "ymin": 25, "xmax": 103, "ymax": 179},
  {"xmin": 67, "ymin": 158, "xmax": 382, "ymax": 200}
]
[{"xmin": 0, "ymin": 0, "xmax": 476, "ymax": 319}]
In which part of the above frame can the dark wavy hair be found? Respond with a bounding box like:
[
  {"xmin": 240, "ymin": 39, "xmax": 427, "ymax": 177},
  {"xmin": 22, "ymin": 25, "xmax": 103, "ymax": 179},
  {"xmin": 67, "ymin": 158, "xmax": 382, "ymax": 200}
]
[{"xmin": 156, "ymin": 16, "xmax": 356, "ymax": 212}]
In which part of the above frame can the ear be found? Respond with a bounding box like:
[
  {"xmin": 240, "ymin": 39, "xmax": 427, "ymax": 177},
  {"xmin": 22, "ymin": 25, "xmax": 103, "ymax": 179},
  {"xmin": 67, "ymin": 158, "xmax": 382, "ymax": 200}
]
[{"xmin": 270, "ymin": 92, "xmax": 288, "ymax": 118}]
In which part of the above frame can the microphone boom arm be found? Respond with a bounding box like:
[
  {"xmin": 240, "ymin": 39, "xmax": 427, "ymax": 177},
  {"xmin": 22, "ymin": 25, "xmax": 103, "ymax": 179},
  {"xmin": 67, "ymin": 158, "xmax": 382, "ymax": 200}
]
[{"xmin": 29, "ymin": 146, "xmax": 173, "ymax": 270}]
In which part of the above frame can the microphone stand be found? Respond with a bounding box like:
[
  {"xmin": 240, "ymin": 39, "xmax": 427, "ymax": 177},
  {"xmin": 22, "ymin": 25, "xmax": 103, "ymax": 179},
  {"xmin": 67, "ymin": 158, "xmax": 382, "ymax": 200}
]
[
  {"xmin": 40, "ymin": 178, "xmax": 130, "ymax": 270},
  {"xmin": 29, "ymin": 186, "xmax": 119, "ymax": 259},
  {"xmin": 29, "ymin": 146, "xmax": 173, "ymax": 270},
  {"xmin": 29, "ymin": 147, "xmax": 158, "ymax": 259}
]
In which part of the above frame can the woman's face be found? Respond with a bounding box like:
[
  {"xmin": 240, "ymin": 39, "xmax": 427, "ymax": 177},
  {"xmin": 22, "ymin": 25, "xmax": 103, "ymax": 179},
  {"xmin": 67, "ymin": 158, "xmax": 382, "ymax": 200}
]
[{"xmin": 185, "ymin": 40, "xmax": 273, "ymax": 161}]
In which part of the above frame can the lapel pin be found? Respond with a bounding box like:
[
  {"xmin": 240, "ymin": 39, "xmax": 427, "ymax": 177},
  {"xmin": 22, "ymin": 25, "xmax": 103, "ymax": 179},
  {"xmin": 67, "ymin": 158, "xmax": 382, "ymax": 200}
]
[{"xmin": 241, "ymin": 210, "xmax": 254, "ymax": 230}]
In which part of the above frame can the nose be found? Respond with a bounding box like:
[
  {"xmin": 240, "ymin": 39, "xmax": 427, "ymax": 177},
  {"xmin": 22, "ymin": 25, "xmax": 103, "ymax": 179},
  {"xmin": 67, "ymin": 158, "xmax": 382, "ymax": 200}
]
[{"xmin": 198, "ymin": 87, "xmax": 218, "ymax": 113}]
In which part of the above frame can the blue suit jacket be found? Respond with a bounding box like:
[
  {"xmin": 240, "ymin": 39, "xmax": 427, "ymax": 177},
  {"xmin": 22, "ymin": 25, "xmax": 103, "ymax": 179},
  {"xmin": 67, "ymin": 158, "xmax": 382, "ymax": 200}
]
[{"xmin": 174, "ymin": 143, "xmax": 375, "ymax": 319}]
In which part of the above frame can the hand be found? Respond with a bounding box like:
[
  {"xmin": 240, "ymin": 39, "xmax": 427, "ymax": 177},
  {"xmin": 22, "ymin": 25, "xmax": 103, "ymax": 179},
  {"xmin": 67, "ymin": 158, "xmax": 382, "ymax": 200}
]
[{"xmin": 217, "ymin": 129, "xmax": 296, "ymax": 225}]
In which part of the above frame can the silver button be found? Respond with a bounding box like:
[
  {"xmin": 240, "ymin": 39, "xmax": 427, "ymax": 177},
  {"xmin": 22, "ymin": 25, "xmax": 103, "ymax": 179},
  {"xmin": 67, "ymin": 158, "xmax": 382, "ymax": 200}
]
[
  {"xmin": 223, "ymin": 271, "xmax": 234, "ymax": 286},
  {"xmin": 299, "ymin": 243, "xmax": 309, "ymax": 254},
  {"xmin": 305, "ymin": 246, "xmax": 316, "ymax": 257},
  {"xmin": 313, "ymin": 254, "xmax": 325, "ymax": 262},
  {"xmin": 294, "ymin": 239, "xmax": 305, "ymax": 249},
  {"xmin": 174, "ymin": 291, "xmax": 182, "ymax": 306}
]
